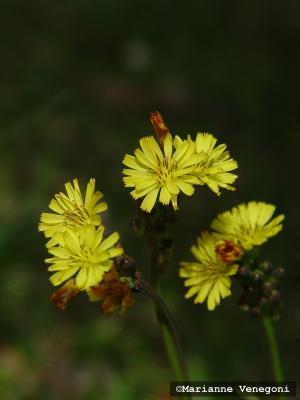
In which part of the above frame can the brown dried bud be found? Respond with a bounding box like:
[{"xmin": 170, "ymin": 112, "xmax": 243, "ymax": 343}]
[
  {"xmin": 51, "ymin": 279, "xmax": 80, "ymax": 310},
  {"xmin": 114, "ymin": 253, "xmax": 137, "ymax": 275},
  {"xmin": 91, "ymin": 268, "xmax": 134, "ymax": 316},
  {"xmin": 150, "ymin": 111, "xmax": 170, "ymax": 146}
]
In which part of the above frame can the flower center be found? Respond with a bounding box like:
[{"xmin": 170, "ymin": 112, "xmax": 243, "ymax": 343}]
[
  {"xmin": 64, "ymin": 204, "xmax": 90, "ymax": 227},
  {"xmin": 196, "ymin": 155, "xmax": 213, "ymax": 173},
  {"xmin": 156, "ymin": 157, "xmax": 177, "ymax": 184}
]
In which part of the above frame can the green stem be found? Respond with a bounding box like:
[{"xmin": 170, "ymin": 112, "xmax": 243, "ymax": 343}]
[
  {"xmin": 140, "ymin": 205, "xmax": 189, "ymax": 398},
  {"xmin": 262, "ymin": 317, "xmax": 285, "ymax": 398},
  {"xmin": 141, "ymin": 279, "xmax": 188, "ymax": 381}
]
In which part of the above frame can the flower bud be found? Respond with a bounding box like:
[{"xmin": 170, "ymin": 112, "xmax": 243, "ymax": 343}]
[
  {"xmin": 150, "ymin": 111, "xmax": 170, "ymax": 146},
  {"xmin": 262, "ymin": 281, "xmax": 273, "ymax": 295},
  {"xmin": 51, "ymin": 279, "xmax": 80, "ymax": 310},
  {"xmin": 270, "ymin": 289, "xmax": 280, "ymax": 302},
  {"xmin": 259, "ymin": 260, "xmax": 273, "ymax": 274},
  {"xmin": 237, "ymin": 265, "xmax": 253, "ymax": 283},
  {"xmin": 252, "ymin": 269, "xmax": 265, "ymax": 283},
  {"xmin": 90, "ymin": 267, "xmax": 135, "ymax": 316},
  {"xmin": 216, "ymin": 240, "xmax": 243, "ymax": 264}
]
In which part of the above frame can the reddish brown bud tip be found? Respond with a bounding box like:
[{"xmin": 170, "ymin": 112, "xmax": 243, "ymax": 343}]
[
  {"xmin": 216, "ymin": 240, "xmax": 243, "ymax": 264},
  {"xmin": 150, "ymin": 111, "xmax": 170, "ymax": 145},
  {"xmin": 51, "ymin": 279, "xmax": 80, "ymax": 310}
]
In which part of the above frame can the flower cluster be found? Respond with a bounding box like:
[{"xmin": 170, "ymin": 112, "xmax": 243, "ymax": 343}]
[
  {"xmin": 38, "ymin": 113, "xmax": 285, "ymax": 320},
  {"xmin": 180, "ymin": 201, "xmax": 284, "ymax": 311},
  {"xmin": 39, "ymin": 178, "xmax": 134, "ymax": 314},
  {"xmin": 122, "ymin": 111, "xmax": 238, "ymax": 213}
]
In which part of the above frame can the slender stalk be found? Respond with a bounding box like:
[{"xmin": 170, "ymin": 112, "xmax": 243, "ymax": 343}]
[
  {"xmin": 141, "ymin": 279, "xmax": 188, "ymax": 381},
  {"xmin": 141, "ymin": 280, "xmax": 259, "ymax": 400},
  {"xmin": 262, "ymin": 317, "xmax": 285, "ymax": 399}
]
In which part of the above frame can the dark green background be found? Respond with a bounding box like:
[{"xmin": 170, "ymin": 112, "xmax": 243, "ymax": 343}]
[{"xmin": 0, "ymin": 1, "xmax": 298, "ymax": 399}]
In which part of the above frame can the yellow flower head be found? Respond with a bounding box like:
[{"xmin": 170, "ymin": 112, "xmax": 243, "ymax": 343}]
[
  {"xmin": 122, "ymin": 133, "xmax": 201, "ymax": 212},
  {"xmin": 45, "ymin": 225, "xmax": 123, "ymax": 291},
  {"xmin": 39, "ymin": 178, "xmax": 107, "ymax": 245},
  {"xmin": 211, "ymin": 201, "xmax": 285, "ymax": 251},
  {"xmin": 180, "ymin": 232, "xmax": 238, "ymax": 311},
  {"xmin": 175, "ymin": 133, "xmax": 238, "ymax": 196}
]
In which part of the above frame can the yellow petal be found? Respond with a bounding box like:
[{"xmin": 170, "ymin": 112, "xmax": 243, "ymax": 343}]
[
  {"xmin": 140, "ymin": 187, "xmax": 160, "ymax": 212},
  {"xmin": 123, "ymin": 155, "xmax": 145, "ymax": 173},
  {"xmin": 174, "ymin": 179, "xmax": 194, "ymax": 196},
  {"xmin": 40, "ymin": 213, "xmax": 64, "ymax": 224},
  {"xmin": 75, "ymin": 267, "xmax": 88, "ymax": 290},
  {"xmin": 98, "ymin": 232, "xmax": 120, "ymax": 251},
  {"xmin": 84, "ymin": 178, "xmax": 96, "ymax": 208},
  {"xmin": 163, "ymin": 133, "xmax": 173, "ymax": 159},
  {"xmin": 50, "ymin": 266, "xmax": 79, "ymax": 286},
  {"xmin": 159, "ymin": 186, "xmax": 171, "ymax": 205},
  {"xmin": 48, "ymin": 199, "xmax": 64, "ymax": 214}
]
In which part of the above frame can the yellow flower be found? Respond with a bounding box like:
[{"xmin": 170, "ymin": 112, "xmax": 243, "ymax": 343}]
[
  {"xmin": 45, "ymin": 225, "xmax": 123, "ymax": 291},
  {"xmin": 122, "ymin": 133, "xmax": 201, "ymax": 212},
  {"xmin": 175, "ymin": 133, "xmax": 238, "ymax": 196},
  {"xmin": 180, "ymin": 232, "xmax": 238, "ymax": 311},
  {"xmin": 211, "ymin": 201, "xmax": 285, "ymax": 251},
  {"xmin": 39, "ymin": 178, "xmax": 107, "ymax": 245}
]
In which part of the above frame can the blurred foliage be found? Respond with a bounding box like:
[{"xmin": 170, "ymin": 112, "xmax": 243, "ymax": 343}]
[{"xmin": 0, "ymin": 1, "xmax": 299, "ymax": 398}]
